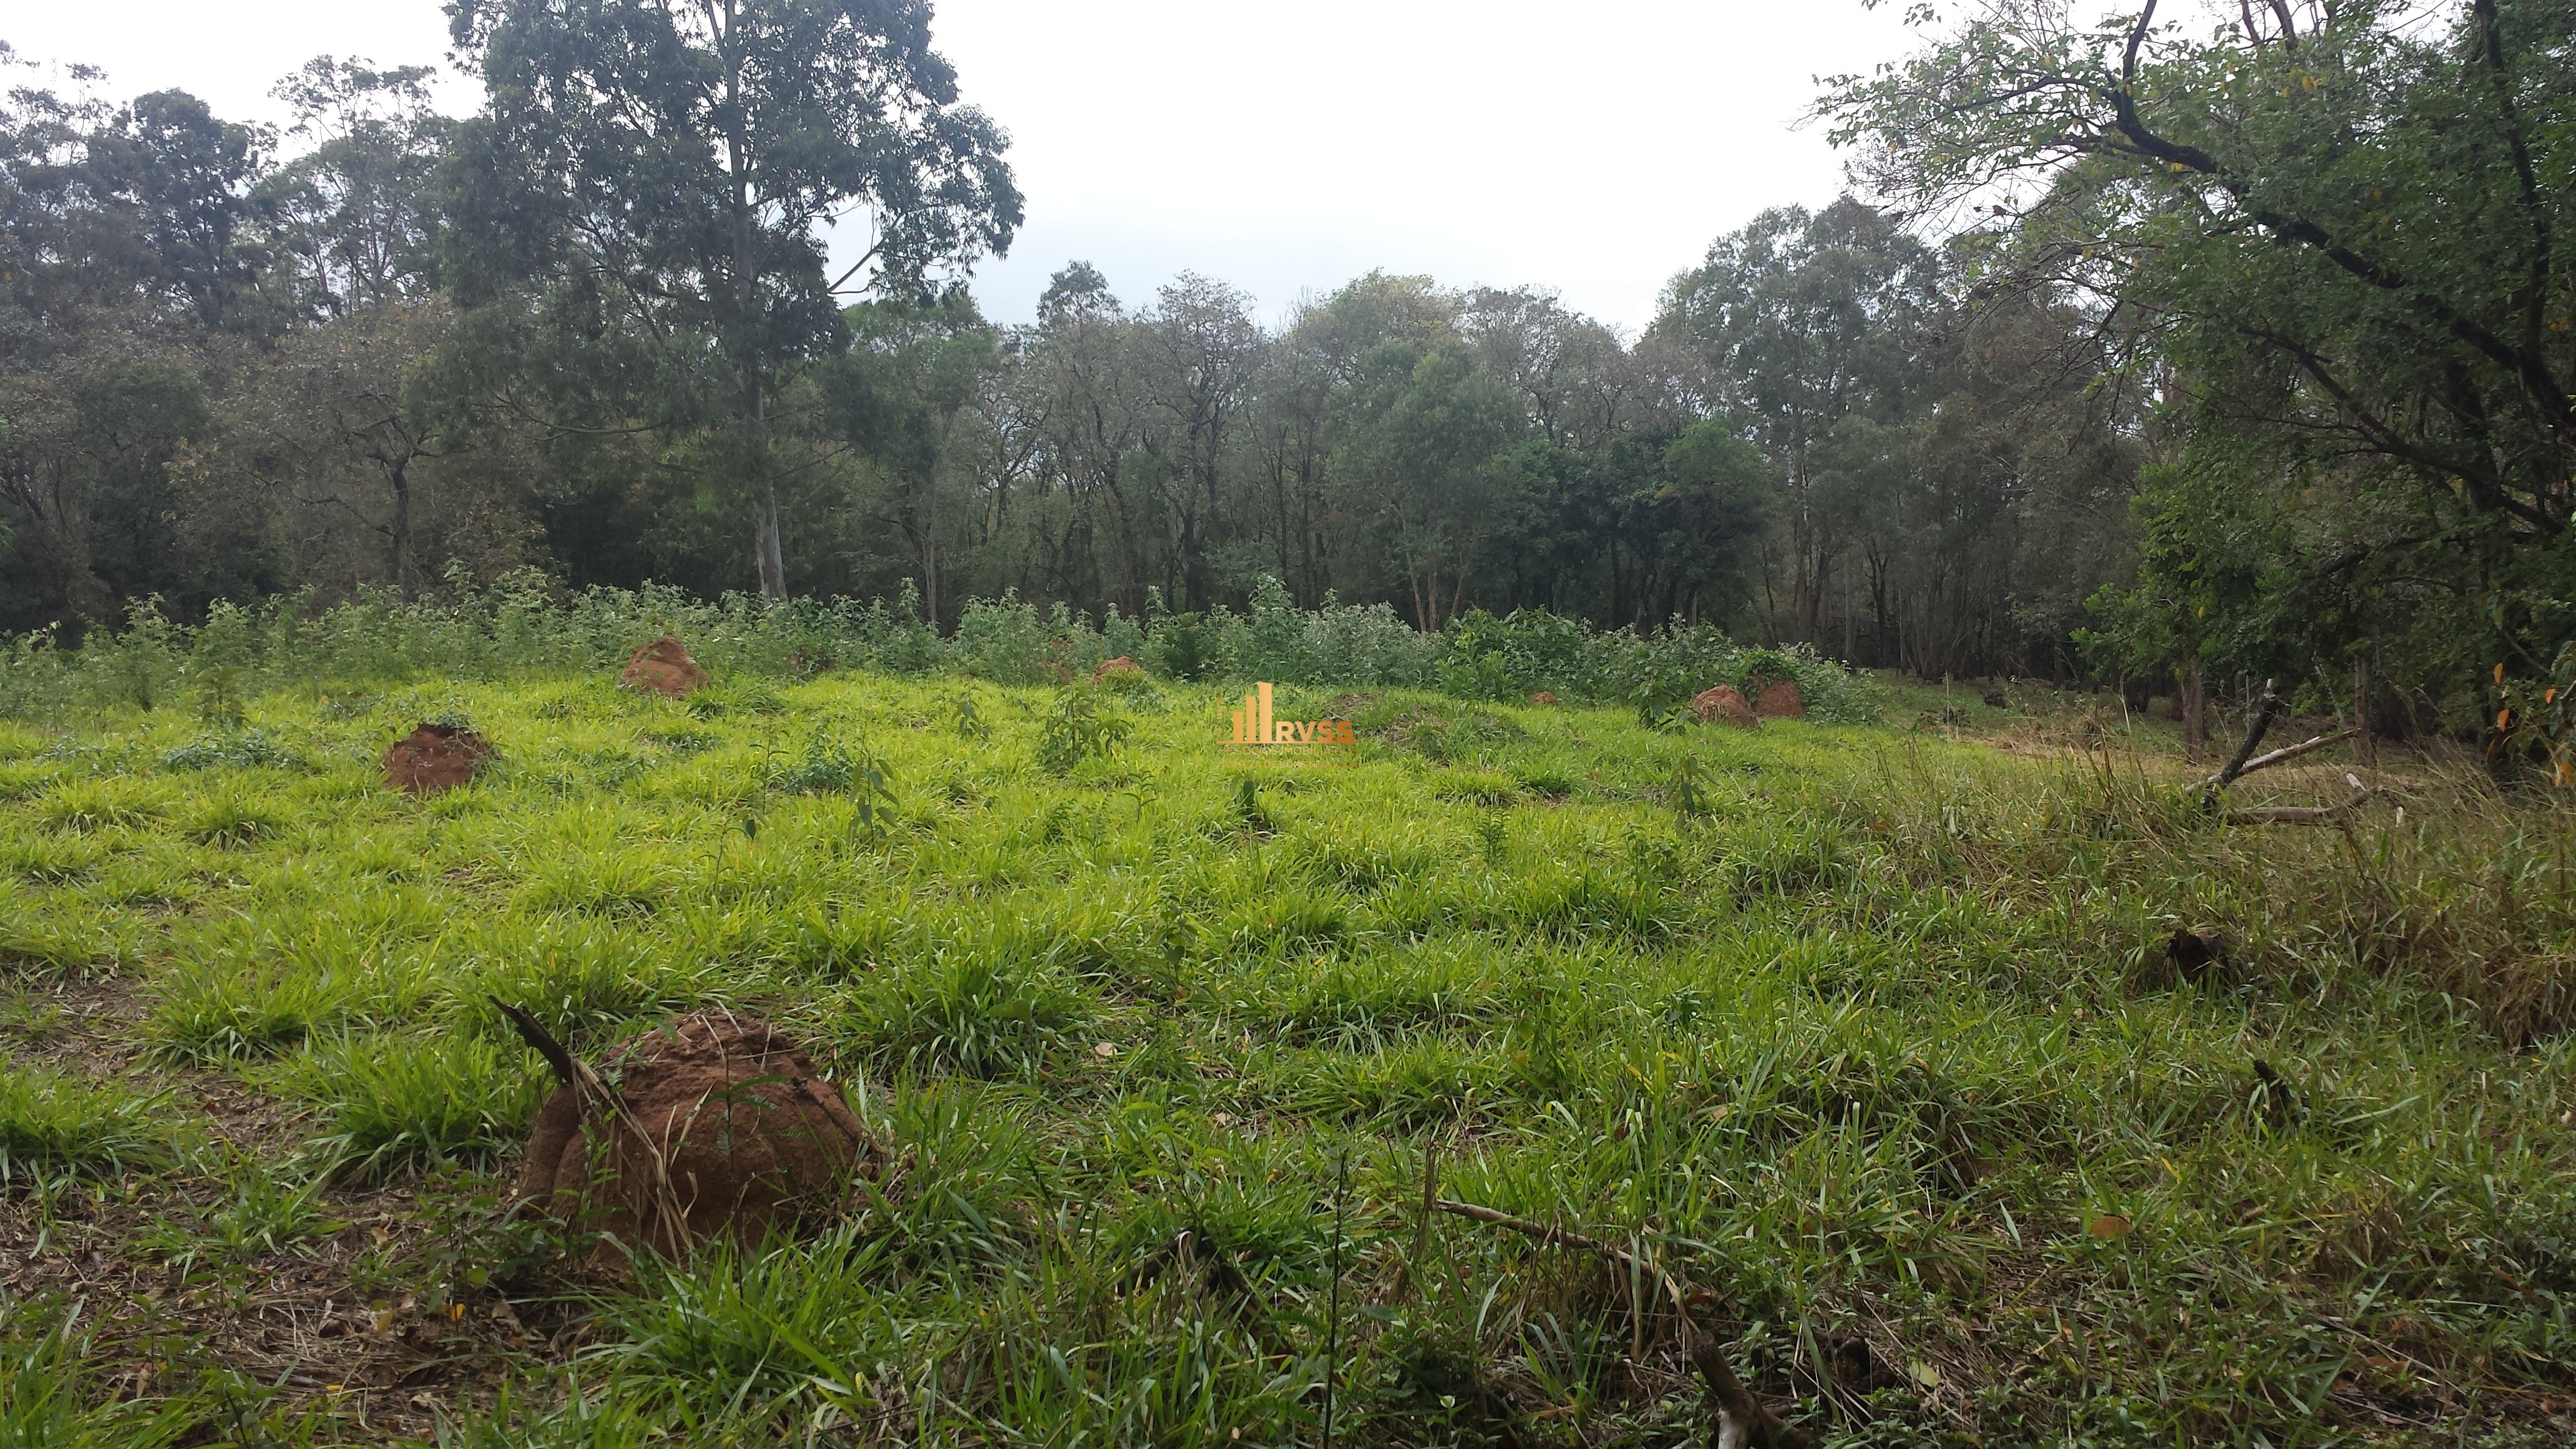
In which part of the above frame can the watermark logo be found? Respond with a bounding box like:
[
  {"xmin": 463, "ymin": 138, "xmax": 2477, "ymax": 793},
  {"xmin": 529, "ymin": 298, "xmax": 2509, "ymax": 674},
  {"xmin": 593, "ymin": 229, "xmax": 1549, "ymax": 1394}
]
[{"xmin": 1226, "ymin": 682, "xmax": 1355, "ymax": 755}]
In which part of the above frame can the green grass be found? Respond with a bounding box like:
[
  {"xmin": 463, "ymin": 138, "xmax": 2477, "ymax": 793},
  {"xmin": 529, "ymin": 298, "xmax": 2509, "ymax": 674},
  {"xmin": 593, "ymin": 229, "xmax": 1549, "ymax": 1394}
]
[
  {"xmin": 0, "ymin": 671, "xmax": 2571, "ymax": 1445},
  {"xmin": 0, "ymin": 1304, "xmax": 199, "ymax": 1448},
  {"xmin": 0, "ymin": 1064, "xmax": 175, "ymax": 1183},
  {"xmin": 276, "ymin": 1032, "xmax": 549, "ymax": 1179}
]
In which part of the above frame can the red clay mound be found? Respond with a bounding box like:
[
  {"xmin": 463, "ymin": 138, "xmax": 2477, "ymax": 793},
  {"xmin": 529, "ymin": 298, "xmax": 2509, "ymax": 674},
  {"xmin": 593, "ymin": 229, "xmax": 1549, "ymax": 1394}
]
[
  {"xmin": 1694, "ymin": 685, "xmax": 1759, "ymax": 729},
  {"xmin": 1096, "ymin": 655, "xmax": 1144, "ymax": 678},
  {"xmin": 620, "ymin": 637, "xmax": 708, "ymax": 698},
  {"xmin": 1754, "ymin": 680, "xmax": 1807, "ymax": 720},
  {"xmin": 381, "ymin": 723, "xmax": 491, "ymax": 795},
  {"xmin": 515, "ymin": 1012, "xmax": 880, "ymax": 1257}
]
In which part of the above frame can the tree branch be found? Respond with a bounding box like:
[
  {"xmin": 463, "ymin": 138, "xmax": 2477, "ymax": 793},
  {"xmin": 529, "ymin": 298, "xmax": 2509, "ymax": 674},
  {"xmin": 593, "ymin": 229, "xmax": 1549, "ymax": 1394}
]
[{"xmin": 1434, "ymin": 1199, "xmax": 1812, "ymax": 1449}]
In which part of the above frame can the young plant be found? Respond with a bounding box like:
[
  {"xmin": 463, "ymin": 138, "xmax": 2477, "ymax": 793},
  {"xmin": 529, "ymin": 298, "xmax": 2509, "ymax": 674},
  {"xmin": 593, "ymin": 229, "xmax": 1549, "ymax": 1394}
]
[{"xmin": 1035, "ymin": 690, "xmax": 1132, "ymax": 776}]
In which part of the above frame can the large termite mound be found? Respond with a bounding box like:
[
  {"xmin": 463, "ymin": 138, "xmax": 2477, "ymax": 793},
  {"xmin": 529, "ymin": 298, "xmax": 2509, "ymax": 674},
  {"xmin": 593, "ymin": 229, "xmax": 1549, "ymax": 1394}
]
[
  {"xmin": 620, "ymin": 636, "xmax": 709, "ymax": 698},
  {"xmin": 1754, "ymin": 680, "xmax": 1807, "ymax": 720},
  {"xmin": 1693, "ymin": 685, "xmax": 1759, "ymax": 729},
  {"xmin": 512, "ymin": 1009, "xmax": 879, "ymax": 1256},
  {"xmin": 381, "ymin": 723, "xmax": 492, "ymax": 795}
]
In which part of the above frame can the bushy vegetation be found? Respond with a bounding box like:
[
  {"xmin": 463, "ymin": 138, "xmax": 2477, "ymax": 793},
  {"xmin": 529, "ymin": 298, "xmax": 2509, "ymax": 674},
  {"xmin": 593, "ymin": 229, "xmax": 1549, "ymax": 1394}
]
[
  {"xmin": 0, "ymin": 580, "xmax": 1880, "ymax": 726},
  {"xmin": 0, "ymin": 661, "xmax": 2567, "ymax": 1445}
]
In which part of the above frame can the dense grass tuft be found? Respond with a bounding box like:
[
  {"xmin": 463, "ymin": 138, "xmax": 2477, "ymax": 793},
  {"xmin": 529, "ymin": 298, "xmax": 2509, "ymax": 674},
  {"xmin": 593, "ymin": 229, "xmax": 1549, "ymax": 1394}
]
[
  {"xmin": 0, "ymin": 1066, "xmax": 174, "ymax": 1182},
  {"xmin": 277, "ymin": 1033, "xmax": 546, "ymax": 1179}
]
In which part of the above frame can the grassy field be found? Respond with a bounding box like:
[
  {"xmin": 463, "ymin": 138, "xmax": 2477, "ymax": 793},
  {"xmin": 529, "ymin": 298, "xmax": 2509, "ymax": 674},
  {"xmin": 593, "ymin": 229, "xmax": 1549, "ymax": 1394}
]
[{"xmin": 0, "ymin": 666, "xmax": 2571, "ymax": 1447}]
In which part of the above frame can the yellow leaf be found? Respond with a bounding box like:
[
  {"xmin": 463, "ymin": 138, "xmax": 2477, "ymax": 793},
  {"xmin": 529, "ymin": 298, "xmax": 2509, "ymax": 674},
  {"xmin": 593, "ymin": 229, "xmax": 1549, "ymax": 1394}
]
[
  {"xmin": 2088, "ymin": 1213, "xmax": 2134, "ymax": 1240},
  {"xmin": 1908, "ymin": 1360, "xmax": 1943, "ymax": 1388},
  {"xmin": 2497, "ymin": 709, "xmax": 2513, "ymax": 731},
  {"xmin": 2496, "ymin": 663, "xmax": 2508, "ymax": 683}
]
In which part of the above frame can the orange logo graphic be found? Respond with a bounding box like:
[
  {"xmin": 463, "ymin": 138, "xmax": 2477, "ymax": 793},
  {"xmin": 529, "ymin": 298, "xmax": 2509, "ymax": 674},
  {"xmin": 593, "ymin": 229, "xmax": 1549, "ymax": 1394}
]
[{"xmin": 1227, "ymin": 683, "xmax": 1355, "ymax": 753}]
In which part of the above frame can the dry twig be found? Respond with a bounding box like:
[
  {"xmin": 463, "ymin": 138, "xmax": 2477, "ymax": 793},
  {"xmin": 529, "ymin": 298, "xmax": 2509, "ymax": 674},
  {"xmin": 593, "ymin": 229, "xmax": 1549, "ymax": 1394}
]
[{"xmin": 1433, "ymin": 1198, "xmax": 1812, "ymax": 1449}]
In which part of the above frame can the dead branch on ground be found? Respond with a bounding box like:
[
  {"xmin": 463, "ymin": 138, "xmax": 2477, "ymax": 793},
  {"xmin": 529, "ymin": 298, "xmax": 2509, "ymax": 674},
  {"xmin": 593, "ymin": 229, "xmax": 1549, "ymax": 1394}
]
[{"xmin": 1433, "ymin": 1198, "xmax": 1813, "ymax": 1449}]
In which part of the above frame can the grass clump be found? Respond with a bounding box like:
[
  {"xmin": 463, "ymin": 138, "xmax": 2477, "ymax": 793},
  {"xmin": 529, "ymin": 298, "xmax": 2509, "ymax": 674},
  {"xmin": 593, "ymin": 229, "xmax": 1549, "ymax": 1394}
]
[
  {"xmin": 146, "ymin": 962, "xmax": 364, "ymax": 1061},
  {"xmin": 277, "ymin": 1032, "xmax": 545, "ymax": 1179},
  {"xmin": 847, "ymin": 949, "xmax": 1093, "ymax": 1077},
  {"xmin": 158, "ymin": 728, "xmax": 303, "ymax": 772},
  {"xmin": 0, "ymin": 1304, "xmax": 200, "ymax": 1448},
  {"xmin": 0, "ymin": 1066, "xmax": 174, "ymax": 1183}
]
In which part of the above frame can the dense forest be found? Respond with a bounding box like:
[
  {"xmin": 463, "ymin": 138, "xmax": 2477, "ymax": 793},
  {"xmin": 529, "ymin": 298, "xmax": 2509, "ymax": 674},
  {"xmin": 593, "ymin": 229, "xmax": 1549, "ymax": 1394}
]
[{"xmin": 6, "ymin": 0, "xmax": 2573, "ymax": 744}]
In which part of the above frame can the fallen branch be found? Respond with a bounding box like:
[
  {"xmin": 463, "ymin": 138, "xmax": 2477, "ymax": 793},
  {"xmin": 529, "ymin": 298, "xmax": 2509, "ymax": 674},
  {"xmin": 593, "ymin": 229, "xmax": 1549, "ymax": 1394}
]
[
  {"xmin": 2201, "ymin": 679, "xmax": 2285, "ymax": 798},
  {"xmin": 2205, "ymin": 726, "xmax": 2358, "ymax": 791},
  {"xmin": 1434, "ymin": 1198, "xmax": 1812, "ymax": 1449},
  {"xmin": 2230, "ymin": 772, "xmax": 2372, "ymax": 826}
]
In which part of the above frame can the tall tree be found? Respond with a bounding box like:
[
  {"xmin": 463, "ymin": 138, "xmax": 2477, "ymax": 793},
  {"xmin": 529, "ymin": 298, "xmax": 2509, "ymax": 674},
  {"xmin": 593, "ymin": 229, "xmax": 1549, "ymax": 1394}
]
[
  {"xmin": 1653, "ymin": 201, "xmax": 1938, "ymax": 645},
  {"xmin": 1825, "ymin": 0, "xmax": 2576, "ymax": 703},
  {"xmin": 444, "ymin": 0, "xmax": 1021, "ymax": 600}
]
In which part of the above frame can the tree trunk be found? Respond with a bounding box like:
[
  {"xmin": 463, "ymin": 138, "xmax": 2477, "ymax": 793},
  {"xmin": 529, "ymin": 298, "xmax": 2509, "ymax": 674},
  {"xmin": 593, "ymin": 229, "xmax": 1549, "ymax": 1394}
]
[
  {"xmin": 2181, "ymin": 665, "xmax": 2208, "ymax": 762},
  {"xmin": 389, "ymin": 462, "xmax": 414, "ymax": 603},
  {"xmin": 2354, "ymin": 653, "xmax": 2376, "ymax": 767}
]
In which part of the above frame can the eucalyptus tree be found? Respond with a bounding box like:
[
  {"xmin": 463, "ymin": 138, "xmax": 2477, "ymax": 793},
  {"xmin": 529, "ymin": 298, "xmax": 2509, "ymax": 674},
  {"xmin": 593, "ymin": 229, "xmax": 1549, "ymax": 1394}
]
[
  {"xmin": 1652, "ymin": 200, "xmax": 1940, "ymax": 647},
  {"xmin": 263, "ymin": 58, "xmax": 451, "ymax": 318},
  {"xmin": 1136, "ymin": 273, "xmax": 1262, "ymax": 610},
  {"xmin": 1335, "ymin": 339, "xmax": 1522, "ymax": 632},
  {"xmin": 443, "ymin": 0, "xmax": 1020, "ymax": 600}
]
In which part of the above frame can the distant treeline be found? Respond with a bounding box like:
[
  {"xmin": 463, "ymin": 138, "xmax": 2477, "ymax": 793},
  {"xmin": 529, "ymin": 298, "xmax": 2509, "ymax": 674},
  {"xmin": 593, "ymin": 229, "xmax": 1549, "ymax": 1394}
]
[
  {"xmin": 12, "ymin": 1, "xmax": 2570, "ymax": 758},
  {"xmin": 0, "ymin": 11, "xmax": 2137, "ymax": 685}
]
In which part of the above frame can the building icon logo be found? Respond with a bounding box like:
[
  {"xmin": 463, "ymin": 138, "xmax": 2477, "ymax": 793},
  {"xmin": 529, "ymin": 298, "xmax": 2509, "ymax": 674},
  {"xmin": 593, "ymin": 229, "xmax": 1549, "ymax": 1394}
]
[{"xmin": 1227, "ymin": 683, "xmax": 1355, "ymax": 753}]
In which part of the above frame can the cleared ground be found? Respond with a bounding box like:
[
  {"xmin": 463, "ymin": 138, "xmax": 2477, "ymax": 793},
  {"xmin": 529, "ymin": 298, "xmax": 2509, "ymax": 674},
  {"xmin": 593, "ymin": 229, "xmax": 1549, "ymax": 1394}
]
[{"xmin": 1, "ymin": 671, "xmax": 2570, "ymax": 1446}]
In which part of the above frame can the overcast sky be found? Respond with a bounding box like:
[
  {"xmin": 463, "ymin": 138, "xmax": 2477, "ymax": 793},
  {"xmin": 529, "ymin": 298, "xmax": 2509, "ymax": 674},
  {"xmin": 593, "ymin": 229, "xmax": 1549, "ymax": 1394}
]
[{"xmin": 5, "ymin": 1, "xmax": 1925, "ymax": 332}]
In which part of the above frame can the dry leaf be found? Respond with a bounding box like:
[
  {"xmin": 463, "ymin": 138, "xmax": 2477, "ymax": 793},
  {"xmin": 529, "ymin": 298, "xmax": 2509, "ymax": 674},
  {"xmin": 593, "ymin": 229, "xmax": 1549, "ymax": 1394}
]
[
  {"xmin": 1093, "ymin": 1041, "xmax": 1118, "ymax": 1058},
  {"xmin": 2089, "ymin": 1213, "xmax": 2135, "ymax": 1240}
]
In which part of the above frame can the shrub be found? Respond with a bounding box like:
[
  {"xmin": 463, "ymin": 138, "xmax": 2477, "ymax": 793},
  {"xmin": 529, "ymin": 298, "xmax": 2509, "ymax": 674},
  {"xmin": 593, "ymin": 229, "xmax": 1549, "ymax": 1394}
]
[{"xmin": 1035, "ymin": 690, "xmax": 1132, "ymax": 776}]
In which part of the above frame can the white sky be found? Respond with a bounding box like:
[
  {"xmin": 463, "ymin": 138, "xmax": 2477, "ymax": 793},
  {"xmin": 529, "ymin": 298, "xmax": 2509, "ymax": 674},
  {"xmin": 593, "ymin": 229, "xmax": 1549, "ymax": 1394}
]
[{"xmin": 6, "ymin": 0, "xmax": 1925, "ymax": 332}]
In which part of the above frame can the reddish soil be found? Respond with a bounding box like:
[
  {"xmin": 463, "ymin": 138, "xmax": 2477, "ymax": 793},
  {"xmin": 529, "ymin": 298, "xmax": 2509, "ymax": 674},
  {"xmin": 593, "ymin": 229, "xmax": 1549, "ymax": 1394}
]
[
  {"xmin": 1096, "ymin": 655, "xmax": 1144, "ymax": 678},
  {"xmin": 1694, "ymin": 686, "xmax": 1759, "ymax": 729},
  {"xmin": 618, "ymin": 637, "xmax": 708, "ymax": 697},
  {"xmin": 1754, "ymin": 680, "xmax": 1807, "ymax": 720},
  {"xmin": 516, "ymin": 1012, "xmax": 880, "ymax": 1257},
  {"xmin": 380, "ymin": 724, "xmax": 491, "ymax": 795}
]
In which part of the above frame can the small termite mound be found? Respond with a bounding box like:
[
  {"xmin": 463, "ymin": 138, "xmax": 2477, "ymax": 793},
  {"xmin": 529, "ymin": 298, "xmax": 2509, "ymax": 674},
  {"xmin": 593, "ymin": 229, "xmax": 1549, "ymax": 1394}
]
[
  {"xmin": 1694, "ymin": 685, "xmax": 1759, "ymax": 729},
  {"xmin": 620, "ymin": 636, "xmax": 709, "ymax": 697},
  {"xmin": 1754, "ymin": 680, "xmax": 1807, "ymax": 720},
  {"xmin": 381, "ymin": 723, "xmax": 491, "ymax": 795}
]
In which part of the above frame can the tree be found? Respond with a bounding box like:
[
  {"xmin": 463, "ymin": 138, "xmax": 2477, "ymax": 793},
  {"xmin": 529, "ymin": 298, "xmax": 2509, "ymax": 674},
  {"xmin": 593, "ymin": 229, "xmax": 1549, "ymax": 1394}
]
[
  {"xmin": 1337, "ymin": 341, "xmax": 1521, "ymax": 632},
  {"xmin": 1824, "ymin": 0, "xmax": 2576, "ymax": 706},
  {"xmin": 265, "ymin": 57, "xmax": 451, "ymax": 318},
  {"xmin": 444, "ymin": 0, "xmax": 1021, "ymax": 600},
  {"xmin": 1653, "ymin": 201, "xmax": 1939, "ymax": 646}
]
